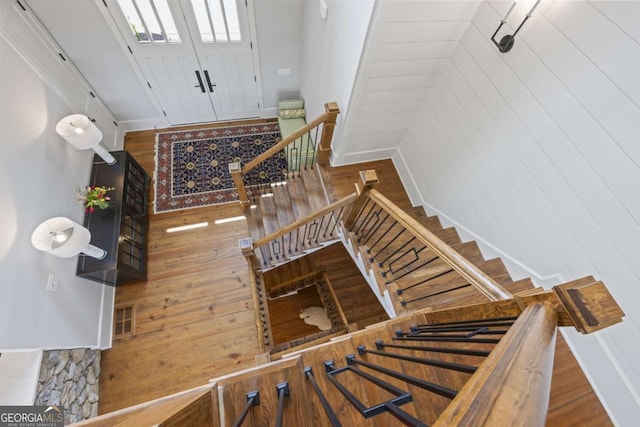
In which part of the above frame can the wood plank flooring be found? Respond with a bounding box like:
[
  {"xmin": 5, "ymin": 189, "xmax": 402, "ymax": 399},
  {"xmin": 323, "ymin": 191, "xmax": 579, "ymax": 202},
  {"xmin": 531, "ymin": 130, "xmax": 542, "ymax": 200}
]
[{"xmin": 100, "ymin": 125, "xmax": 611, "ymax": 425}]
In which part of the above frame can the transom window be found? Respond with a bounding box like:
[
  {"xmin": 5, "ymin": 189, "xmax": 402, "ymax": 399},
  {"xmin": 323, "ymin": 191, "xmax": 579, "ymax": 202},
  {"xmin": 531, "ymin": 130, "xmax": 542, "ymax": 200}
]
[
  {"xmin": 117, "ymin": 0, "xmax": 181, "ymax": 43},
  {"xmin": 191, "ymin": 0, "xmax": 242, "ymax": 43}
]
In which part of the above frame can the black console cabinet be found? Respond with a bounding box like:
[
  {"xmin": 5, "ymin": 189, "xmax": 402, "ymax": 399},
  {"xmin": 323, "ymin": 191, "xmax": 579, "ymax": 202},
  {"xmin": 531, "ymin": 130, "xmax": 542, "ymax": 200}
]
[{"xmin": 77, "ymin": 151, "xmax": 149, "ymax": 286}]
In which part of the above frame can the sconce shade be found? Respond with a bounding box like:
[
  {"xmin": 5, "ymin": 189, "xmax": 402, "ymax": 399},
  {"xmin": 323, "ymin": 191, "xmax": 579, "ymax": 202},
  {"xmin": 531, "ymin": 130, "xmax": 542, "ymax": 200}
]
[
  {"xmin": 31, "ymin": 217, "xmax": 106, "ymax": 259},
  {"xmin": 55, "ymin": 114, "xmax": 116, "ymax": 165},
  {"xmin": 55, "ymin": 114, "xmax": 103, "ymax": 150}
]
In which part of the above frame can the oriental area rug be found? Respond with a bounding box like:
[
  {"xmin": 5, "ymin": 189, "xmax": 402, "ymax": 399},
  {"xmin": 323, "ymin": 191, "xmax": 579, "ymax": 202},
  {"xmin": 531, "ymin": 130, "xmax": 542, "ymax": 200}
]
[{"xmin": 154, "ymin": 122, "xmax": 287, "ymax": 213}]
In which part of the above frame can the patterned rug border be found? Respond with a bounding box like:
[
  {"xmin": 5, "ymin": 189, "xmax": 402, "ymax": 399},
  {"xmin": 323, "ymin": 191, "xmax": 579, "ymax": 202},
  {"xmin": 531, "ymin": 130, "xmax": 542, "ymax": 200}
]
[{"xmin": 153, "ymin": 122, "xmax": 283, "ymax": 214}]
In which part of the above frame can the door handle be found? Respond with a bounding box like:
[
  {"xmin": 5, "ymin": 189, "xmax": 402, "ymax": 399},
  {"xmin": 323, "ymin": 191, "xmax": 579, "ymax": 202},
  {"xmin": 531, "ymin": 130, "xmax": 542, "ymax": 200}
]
[
  {"xmin": 194, "ymin": 70, "xmax": 205, "ymax": 93},
  {"xmin": 204, "ymin": 70, "xmax": 216, "ymax": 92}
]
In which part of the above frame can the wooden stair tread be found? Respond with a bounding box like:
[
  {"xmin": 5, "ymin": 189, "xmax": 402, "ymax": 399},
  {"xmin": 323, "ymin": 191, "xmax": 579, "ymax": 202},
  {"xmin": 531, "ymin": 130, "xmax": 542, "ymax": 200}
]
[
  {"xmin": 247, "ymin": 204, "xmax": 266, "ymax": 243},
  {"xmin": 287, "ymin": 175, "xmax": 314, "ymax": 220},
  {"xmin": 301, "ymin": 167, "xmax": 329, "ymax": 213},
  {"xmin": 258, "ymin": 193, "xmax": 282, "ymax": 236},
  {"xmin": 273, "ymin": 183, "xmax": 296, "ymax": 227}
]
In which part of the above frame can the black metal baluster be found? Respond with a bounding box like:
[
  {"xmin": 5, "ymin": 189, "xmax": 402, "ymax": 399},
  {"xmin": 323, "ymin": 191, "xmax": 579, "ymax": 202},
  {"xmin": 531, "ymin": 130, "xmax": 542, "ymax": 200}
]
[
  {"xmin": 275, "ymin": 382, "xmax": 289, "ymax": 427},
  {"xmin": 370, "ymin": 226, "xmax": 406, "ymax": 261},
  {"xmin": 258, "ymin": 245, "xmax": 268, "ymax": 267},
  {"xmin": 357, "ymin": 209, "xmax": 383, "ymax": 243},
  {"xmin": 403, "ymin": 329, "xmax": 507, "ymax": 339},
  {"xmin": 379, "ymin": 236, "xmax": 416, "ymax": 267},
  {"xmin": 316, "ymin": 215, "xmax": 326, "ymax": 243},
  {"xmin": 375, "ymin": 340, "xmax": 491, "ymax": 357},
  {"xmin": 361, "ymin": 212, "xmax": 390, "ymax": 245},
  {"xmin": 367, "ymin": 220, "xmax": 397, "ymax": 255},
  {"xmin": 354, "ymin": 346, "xmax": 457, "ymax": 398},
  {"xmin": 355, "ymin": 347, "xmax": 477, "ymax": 373},
  {"xmin": 231, "ymin": 390, "xmax": 260, "ymax": 427},
  {"xmin": 302, "ymin": 222, "xmax": 309, "ymax": 247},
  {"xmin": 350, "ymin": 198, "xmax": 372, "ymax": 233},
  {"xmin": 330, "ymin": 206, "xmax": 345, "ymax": 236},
  {"xmin": 305, "ymin": 367, "xmax": 342, "ymax": 427},
  {"xmin": 384, "ymin": 402, "xmax": 428, "ymax": 427},
  {"xmin": 388, "ymin": 254, "xmax": 440, "ymax": 285},
  {"xmin": 297, "ymin": 137, "xmax": 303, "ymax": 175},
  {"xmin": 356, "ymin": 206, "xmax": 380, "ymax": 238},
  {"xmin": 311, "ymin": 126, "xmax": 319, "ymax": 168},
  {"xmin": 400, "ymin": 284, "xmax": 472, "ymax": 307},
  {"xmin": 416, "ymin": 316, "xmax": 519, "ymax": 328},
  {"xmin": 395, "ymin": 265, "xmax": 452, "ymax": 291},
  {"xmin": 409, "ymin": 326, "xmax": 506, "ymax": 334},
  {"xmin": 307, "ymin": 221, "xmax": 319, "ymax": 244},
  {"xmin": 326, "ymin": 357, "xmax": 423, "ymax": 425},
  {"xmin": 322, "ymin": 210, "xmax": 336, "ymax": 237},
  {"xmin": 382, "ymin": 245, "xmax": 427, "ymax": 278},
  {"xmin": 393, "ymin": 335, "xmax": 501, "ymax": 344}
]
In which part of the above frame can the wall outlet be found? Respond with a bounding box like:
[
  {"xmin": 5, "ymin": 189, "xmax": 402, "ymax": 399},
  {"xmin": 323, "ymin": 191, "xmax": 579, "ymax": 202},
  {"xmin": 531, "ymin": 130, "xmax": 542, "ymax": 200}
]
[
  {"xmin": 46, "ymin": 274, "xmax": 59, "ymax": 292},
  {"xmin": 277, "ymin": 68, "xmax": 292, "ymax": 76}
]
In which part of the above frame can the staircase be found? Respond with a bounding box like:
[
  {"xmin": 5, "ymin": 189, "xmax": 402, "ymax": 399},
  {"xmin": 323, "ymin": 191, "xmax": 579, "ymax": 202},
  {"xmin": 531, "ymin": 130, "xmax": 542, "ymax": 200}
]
[{"xmin": 74, "ymin": 103, "xmax": 624, "ymax": 426}]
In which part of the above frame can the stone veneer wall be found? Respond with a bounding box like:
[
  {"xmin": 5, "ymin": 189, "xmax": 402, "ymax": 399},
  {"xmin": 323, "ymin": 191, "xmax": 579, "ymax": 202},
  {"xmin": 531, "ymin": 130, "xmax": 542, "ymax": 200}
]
[{"xmin": 35, "ymin": 349, "xmax": 100, "ymax": 424}]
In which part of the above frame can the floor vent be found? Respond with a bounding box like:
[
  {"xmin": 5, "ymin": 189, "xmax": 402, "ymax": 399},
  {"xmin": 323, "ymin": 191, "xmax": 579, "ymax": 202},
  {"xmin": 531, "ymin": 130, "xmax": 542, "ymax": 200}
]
[{"xmin": 114, "ymin": 305, "xmax": 135, "ymax": 337}]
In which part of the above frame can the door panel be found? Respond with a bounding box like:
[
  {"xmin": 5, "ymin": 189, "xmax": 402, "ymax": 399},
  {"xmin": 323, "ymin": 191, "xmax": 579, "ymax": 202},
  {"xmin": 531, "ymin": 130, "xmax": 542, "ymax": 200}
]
[
  {"xmin": 144, "ymin": 55, "xmax": 215, "ymax": 124},
  {"xmin": 201, "ymin": 52, "xmax": 259, "ymax": 120}
]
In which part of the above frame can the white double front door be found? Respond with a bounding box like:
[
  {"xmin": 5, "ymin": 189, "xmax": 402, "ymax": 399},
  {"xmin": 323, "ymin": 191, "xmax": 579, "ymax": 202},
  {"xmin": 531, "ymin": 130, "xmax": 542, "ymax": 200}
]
[{"xmin": 106, "ymin": 0, "xmax": 260, "ymax": 125}]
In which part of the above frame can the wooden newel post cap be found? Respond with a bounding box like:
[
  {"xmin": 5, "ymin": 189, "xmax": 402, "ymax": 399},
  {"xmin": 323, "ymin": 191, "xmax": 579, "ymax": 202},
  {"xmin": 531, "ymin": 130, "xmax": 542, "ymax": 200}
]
[
  {"xmin": 360, "ymin": 170, "xmax": 379, "ymax": 186},
  {"xmin": 229, "ymin": 162, "xmax": 241, "ymax": 173},
  {"xmin": 325, "ymin": 102, "xmax": 340, "ymax": 115},
  {"xmin": 238, "ymin": 237, "xmax": 254, "ymax": 256}
]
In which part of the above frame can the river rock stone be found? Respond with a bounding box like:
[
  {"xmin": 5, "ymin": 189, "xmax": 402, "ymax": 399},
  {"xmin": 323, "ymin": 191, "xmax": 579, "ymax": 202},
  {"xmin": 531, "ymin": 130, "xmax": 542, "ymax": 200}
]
[{"xmin": 34, "ymin": 348, "xmax": 101, "ymax": 425}]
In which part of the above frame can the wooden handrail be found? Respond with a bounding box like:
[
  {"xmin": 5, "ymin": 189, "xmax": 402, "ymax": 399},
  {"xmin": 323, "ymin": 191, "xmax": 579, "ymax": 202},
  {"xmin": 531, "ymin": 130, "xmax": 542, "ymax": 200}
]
[
  {"xmin": 246, "ymin": 265, "xmax": 268, "ymax": 352},
  {"xmin": 71, "ymin": 384, "xmax": 215, "ymax": 426},
  {"xmin": 365, "ymin": 189, "xmax": 512, "ymax": 302},
  {"xmin": 434, "ymin": 303, "xmax": 557, "ymax": 427},
  {"xmin": 241, "ymin": 112, "xmax": 329, "ymax": 174},
  {"xmin": 253, "ymin": 193, "xmax": 357, "ymax": 248},
  {"xmin": 322, "ymin": 272, "xmax": 349, "ymax": 327}
]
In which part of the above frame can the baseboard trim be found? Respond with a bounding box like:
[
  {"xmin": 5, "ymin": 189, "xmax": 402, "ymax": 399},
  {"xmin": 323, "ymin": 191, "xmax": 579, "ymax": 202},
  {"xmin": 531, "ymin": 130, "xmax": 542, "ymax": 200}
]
[
  {"xmin": 330, "ymin": 147, "xmax": 396, "ymax": 167},
  {"xmin": 119, "ymin": 117, "xmax": 170, "ymax": 133},
  {"xmin": 391, "ymin": 149, "xmax": 422, "ymax": 207}
]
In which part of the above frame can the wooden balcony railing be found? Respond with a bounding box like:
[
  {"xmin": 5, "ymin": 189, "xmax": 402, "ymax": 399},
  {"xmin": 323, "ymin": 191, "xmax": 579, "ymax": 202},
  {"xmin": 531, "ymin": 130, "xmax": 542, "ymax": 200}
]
[
  {"xmin": 73, "ymin": 281, "xmax": 623, "ymax": 427},
  {"xmin": 229, "ymin": 102, "xmax": 340, "ymax": 208}
]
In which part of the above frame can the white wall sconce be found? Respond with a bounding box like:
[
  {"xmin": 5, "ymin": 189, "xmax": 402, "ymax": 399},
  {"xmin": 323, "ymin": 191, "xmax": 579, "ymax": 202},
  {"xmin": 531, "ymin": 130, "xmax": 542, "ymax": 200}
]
[
  {"xmin": 55, "ymin": 114, "xmax": 116, "ymax": 165},
  {"xmin": 491, "ymin": 0, "xmax": 540, "ymax": 53},
  {"xmin": 31, "ymin": 217, "xmax": 107, "ymax": 260}
]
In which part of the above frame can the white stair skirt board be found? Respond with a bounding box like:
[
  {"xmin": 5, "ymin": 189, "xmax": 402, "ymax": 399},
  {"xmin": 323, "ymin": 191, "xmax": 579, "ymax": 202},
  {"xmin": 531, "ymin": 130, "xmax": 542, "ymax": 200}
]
[{"xmin": 339, "ymin": 232, "xmax": 397, "ymax": 318}]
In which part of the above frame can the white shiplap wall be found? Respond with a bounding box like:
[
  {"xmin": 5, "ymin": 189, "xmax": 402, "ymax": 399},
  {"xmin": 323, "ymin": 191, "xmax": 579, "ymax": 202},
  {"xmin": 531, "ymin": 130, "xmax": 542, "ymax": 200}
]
[
  {"xmin": 395, "ymin": 1, "xmax": 640, "ymax": 424},
  {"xmin": 333, "ymin": 1, "xmax": 480, "ymax": 165}
]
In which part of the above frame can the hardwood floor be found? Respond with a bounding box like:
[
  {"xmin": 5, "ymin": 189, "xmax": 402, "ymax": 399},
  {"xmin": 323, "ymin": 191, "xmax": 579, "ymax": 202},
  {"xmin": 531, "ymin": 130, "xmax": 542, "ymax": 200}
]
[
  {"xmin": 100, "ymin": 126, "xmax": 610, "ymax": 425},
  {"xmin": 268, "ymin": 285, "xmax": 325, "ymax": 345},
  {"xmin": 99, "ymin": 123, "xmax": 396, "ymax": 414}
]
